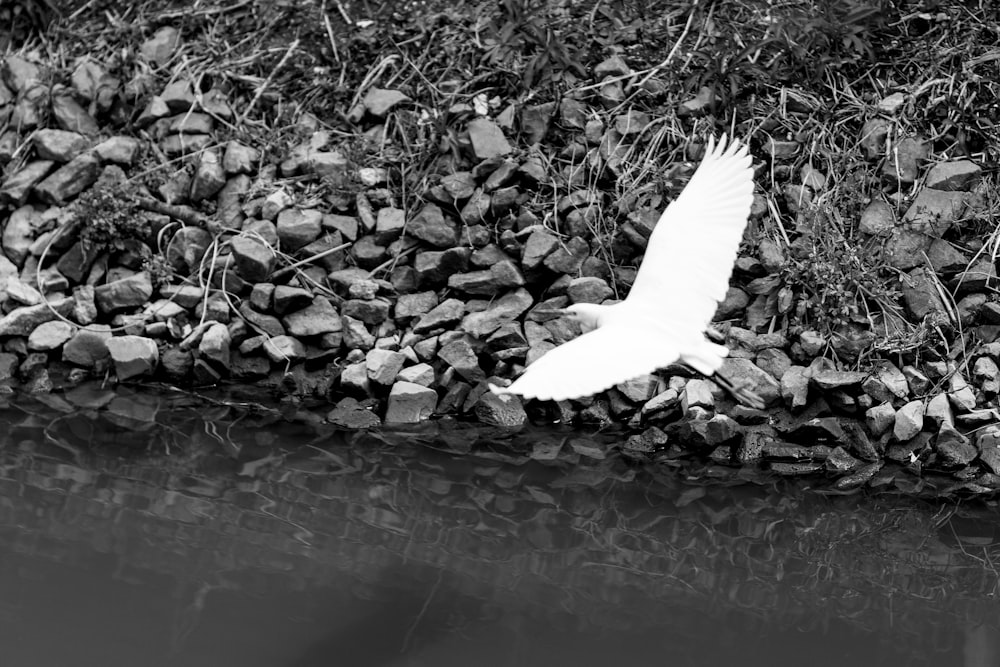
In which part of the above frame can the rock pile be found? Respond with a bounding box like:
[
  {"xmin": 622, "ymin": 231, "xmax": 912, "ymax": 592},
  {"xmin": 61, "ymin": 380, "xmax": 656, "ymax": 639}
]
[{"xmin": 2, "ymin": 40, "xmax": 1000, "ymax": 491}]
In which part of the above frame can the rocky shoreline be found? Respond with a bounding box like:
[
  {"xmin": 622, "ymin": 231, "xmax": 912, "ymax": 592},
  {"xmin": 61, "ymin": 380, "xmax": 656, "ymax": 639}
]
[{"xmin": 2, "ymin": 35, "xmax": 1000, "ymax": 495}]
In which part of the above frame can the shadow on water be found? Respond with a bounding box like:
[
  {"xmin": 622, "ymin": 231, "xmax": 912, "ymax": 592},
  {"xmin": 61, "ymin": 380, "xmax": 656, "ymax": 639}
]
[{"xmin": 0, "ymin": 385, "xmax": 998, "ymax": 665}]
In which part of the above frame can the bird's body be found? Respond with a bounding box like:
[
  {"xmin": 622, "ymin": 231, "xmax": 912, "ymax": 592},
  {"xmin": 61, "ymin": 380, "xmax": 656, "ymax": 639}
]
[{"xmin": 489, "ymin": 135, "xmax": 759, "ymax": 405}]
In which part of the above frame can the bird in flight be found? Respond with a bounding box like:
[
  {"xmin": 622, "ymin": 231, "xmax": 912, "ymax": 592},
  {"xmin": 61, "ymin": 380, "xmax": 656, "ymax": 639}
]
[{"xmin": 490, "ymin": 134, "xmax": 763, "ymax": 408}]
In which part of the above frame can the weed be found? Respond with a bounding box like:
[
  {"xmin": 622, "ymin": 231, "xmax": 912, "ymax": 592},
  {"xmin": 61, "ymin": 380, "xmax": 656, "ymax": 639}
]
[
  {"xmin": 781, "ymin": 219, "xmax": 899, "ymax": 335},
  {"xmin": 73, "ymin": 181, "xmax": 153, "ymax": 249},
  {"xmin": 764, "ymin": 0, "xmax": 887, "ymax": 82}
]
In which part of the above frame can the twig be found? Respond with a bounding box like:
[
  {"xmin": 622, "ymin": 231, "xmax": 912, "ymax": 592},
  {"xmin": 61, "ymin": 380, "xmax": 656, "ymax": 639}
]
[{"xmin": 239, "ymin": 38, "xmax": 301, "ymax": 124}]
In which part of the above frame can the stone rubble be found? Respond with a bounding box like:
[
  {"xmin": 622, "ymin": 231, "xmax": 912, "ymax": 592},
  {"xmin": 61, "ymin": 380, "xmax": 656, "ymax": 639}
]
[{"xmin": 1, "ymin": 49, "xmax": 1000, "ymax": 492}]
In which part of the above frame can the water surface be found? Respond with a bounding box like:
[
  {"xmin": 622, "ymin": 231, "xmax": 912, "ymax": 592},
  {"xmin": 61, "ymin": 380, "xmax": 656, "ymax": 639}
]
[{"xmin": 0, "ymin": 386, "xmax": 996, "ymax": 666}]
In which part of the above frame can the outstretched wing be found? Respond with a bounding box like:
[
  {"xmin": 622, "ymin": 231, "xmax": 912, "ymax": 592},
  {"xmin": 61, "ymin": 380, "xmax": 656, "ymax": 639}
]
[
  {"xmin": 627, "ymin": 135, "xmax": 754, "ymax": 333},
  {"xmin": 491, "ymin": 325, "xmax": 679, "ymax": 402}
]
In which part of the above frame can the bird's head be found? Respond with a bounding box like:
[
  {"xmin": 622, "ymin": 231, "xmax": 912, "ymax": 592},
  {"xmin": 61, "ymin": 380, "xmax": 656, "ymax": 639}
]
[{"xmin": 561, "ymin": 303, "xmax": 606, "ymax": 333}]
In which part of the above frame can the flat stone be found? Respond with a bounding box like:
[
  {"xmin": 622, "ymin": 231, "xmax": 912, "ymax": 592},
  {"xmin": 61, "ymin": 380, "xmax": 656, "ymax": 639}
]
[
  {"xmin": 0, "ymin": 161, "xmax": 54, "ymax": 206},
  {"xmin": 34, "ymin": 153, "xmax": 100, "ymax": 204},
  {"xmin": 362, "ymin": 88, "xmax": 410, "ymax": 117},
  {"xmin": 277, "ymin": 208, "xmax": 322, "ymax": 251},
  {"xmin": 858, "ymin": 200, "xmax": 894, "ymax": 236},
  {"xmin": 189, "ymin": 149, "xmax": 226, "ymax": 201},
  {"xmin": 32, "ymin": 129, "xmax": 89, "ymax": 162},
  {"xmin": 407, "ymin": 203, "xmax": 456, "ymax": 248},
  {"xmin": 0, "ymin": 298, "xmax": 74, "ymax": 336},
  {"xmin": 95, "ymin": 272, "xmax": 153, "ymax": 314},
  {"xmin": 459, "ymin": 288, "xmax": 533, "ymax": 338},
  {"xmin": 413, "ymin": 298, "xmax": 465, "ymax": 334},
  {"xmin": 384, "ymin": 381, "xmax": 437, "ymax": 423},
  {"xmin": 924, "ymin": 160, "xmax": 981, "ymax": 191},
  {"xmin": 263, "ymin": 335, "xmax": 306, "ymax": 363},
  {"xmin": 936, "ymin": 422, "xmax": 975, "ymax": 466},
  {"xmin": 902, "ymin": 188, "xmax": 967, "ymax": 236},
  {"xmin": 140, "ymin": 26, "xmax": 181, "ymax": 65},
  {"xmin": 27, "ymin": 320, "xmax": 74, "ymax": 351},
  {"xmin": 327, "ymin": 397, "xmax": 381, "ymax": 429},
  {"xmin": 811, "ymin": 369, "xmax": 867, "ymax": 391},
  {"xmin": 977, "ymin": 427, "xmax": 1000, "ymax": 475},
  {"xmin": 468, "ymin": 118, "xmax": 512, "ymax": 159},
  {"xmin": 93, "ymin": 136, "xmax": 140, "ymax": 165},
  {"xmin": 395, "ymin": 291, "xmax": 438, "ymax": 323},
  {"xmin": 238, "ymin": 303, "xmax": 285, "ymax": 337},
  {"xmin": 283, "ymin": 297, "xmax": 342, "ymax": 337},
  {"xmin": 374, "ymin": 206, "xmax": 406, "ymax": 245},
  {"xmin": 106, "ymin": 335, "xmax": 159, "ymax": 380},
  {"xmin": 63, "ymin": 324, "xmax": 112, "ymax": 366}
]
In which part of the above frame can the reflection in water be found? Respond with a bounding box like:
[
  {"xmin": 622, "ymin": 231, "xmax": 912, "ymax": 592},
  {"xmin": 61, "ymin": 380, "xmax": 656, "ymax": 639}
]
[{"xmin": 0, "ymin": 387, "xmax": 995, "ymax": 665}]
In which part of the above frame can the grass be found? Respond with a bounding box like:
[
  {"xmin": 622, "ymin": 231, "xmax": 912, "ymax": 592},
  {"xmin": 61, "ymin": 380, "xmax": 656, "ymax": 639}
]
[{"xmin": 7, "ymin": 0, "xmax": 1000, "ymax": 374}]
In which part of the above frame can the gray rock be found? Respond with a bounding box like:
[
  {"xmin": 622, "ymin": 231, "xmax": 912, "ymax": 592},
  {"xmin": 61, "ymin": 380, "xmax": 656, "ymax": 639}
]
[
  {"xmin": 866, "ymin": 401, "xmax": 896, "ymax": 436},
  {"xmin": 271, "ymin": 285, "xmax": 312, "ymax": 315},
  {"xmin": 881, "ymin": 136, "xmax": 927, "ymax": 185},
  {"xmin": 342, "ymin": 298, "xmax": 390, "ymax": 325},
  {"xmin": 140, "ymin": 26, "xmax": 181, "ymax": 65},
  {"xmin": 902, "ymin": 188, "xmax": 967, "ymax": 236},
  {"xmin": 924, "ymin": 160, "xmax": 981, "ymax": 191},
  {"xmin": 567, "ymin": 276, "xmax": 613, "ymax": 304},
  {"xmin": 362, "ymin": 88, "xmax": 410, "ymax": 117},
  {"xmin": 935, "ymin": 422, "xmax": 974, "ymax": 466},
  {"xmin": 32, "ymin": 129, "xmax": 89, "ymax": 162},
  {"xmin": 326, "ymin": 397, "xmax": 381, "ymax": 429},
  {"xmin": 973, "ymin": 356, "xmax": 1000, "ymax": 394},
  {"xmin": 72, "ymin": 285, "xmax": 98, "ymax": 325},
  {"xmin": 106, "ymin": 335, "xmax": 159, "ymax": 380},
  {"xmin": 385, "ymin": 381, "xmax": 437, "ymax": 423},
  {"xmin": 903, "ymin": 365, "xmax": 932, "ymax": 395},
  {"xmin": 902, "ymin": 266, "xmax": 949, "ymax": 320},
  {"xmin": 0, "ymin": 297, "xmax": 74, "ymax": 336},
  {"xmin": 779, "ymin": 365, "xmax": 810, "ymax": 411},
  {"xmin": 324, "ymin": 214, "xmax": 359, "ymax": 241},
  {"xmin": 682, "ymin": 378, "xmax": 715, "ymax": 413},
  {"xmin": 544, "ymin": 236, "xmax": 589, "ymax": 274},
  {"xmin": 468, "ymin": 118, "xmax": 512, "ymax": 159},
  {"xmin": 3, "ymin": 204, "xmax": 44, "ymax": 266},
  {"xmin": 438, "ymin": 337, "xmax": 485, "ymax": 383},
  {"xmin": 166, "ymin": 226, "xmax": 213, "ymax": 274},
  {"xmin": 811, "ymin": 369, "xmax": 867, "ymax": 391},
  {"xmin": 340, "ymin": 361, "xmax": 370, "ymax": 393},
  {"xmin": 474, "ymin": 392, "xmax": 527, "ymax": 426},
  {"xmin": 861, "ymin": 360, "xmax": 909, "ymax": 401},
  {"xmin": 414, "ymin": 247, "xmax": 471, "ymax": 285},
  {"xmin": 189, "ymin": 149, "xmax": 226, "ymax": 202},
  {"xmin": 94, "ymin": 136, "xmax": 140, "ymax": 165},
  {"xmin": 283, "ymin": 297, "xmax": 342, "ymax": 337},
  {"xmin": 2, "ymin": 55, "xmax": 42, "ymax": 92},
  {"xmin": 616, "ymin": 375, "xmax": 659, "ymax": 402},
  {"xmin": 948, "ymin": 372, "xmax": 978, "ymax": 412},
  {"xmin": 51, "ymin": 91, "xmax": 99, "ymax": 135},
  {"xmin": 0, "ymin": 160, "xmax": 54, "ymax": 206},
  {"xmin": 95, "ymin": 272, "xmax": 153, "ymax": 314},
  {"xmin": 447, "ymin": 260, "xmax": 525, "ymax": 295},
  {"xmin": 366, "ymin": 348, "xmax": 406, "ymax": 385},
  {"xmin": 459, "ymin": 288, "xmax": 532, "ymax": 339},
  {"xmin": 277, "ymin": 208, "xmax": 322, "ymax": 251},
  {"xmin": 222, "ymin": 141, "xmax": 260, "ymax": 174},
  {"xmin": 395, "ymin": 291, "xmax": 438, "ymax": 323},
  {"xmin": 230, "ymin": 234, "xmax": 275, "ymax": 282},
  {"xmin": 35, "ymin": 153, "xmax": 100, "ymax": 204},
  {"xmin": 924, "ymin": 392, "xmax": 953, "ymax": 427},
  {"xmin": 198, "ymin": 322, "xmax": 231, "ymax": 370},
  {"xmin": 413, "ymin": 298, "xmax": 465, "ymax": 334},
  {"xmin": 263, "ymin": 335, "xmax": 306, "ymax": 363},
  {"xmin": 521, "ymin": 229, "xmax": 559, "ymax": 270},
  {"xmin": 719, "ymin": 358, "xmax": 781, "ymax": 407},
  {"xmin": 893, "ymin": 400, "xmax": 924, "ymax": 441},
  {"xmin": 341, "ymin": 315, "xmax": 374, "ymax": 351},
  {"xmin": 407, "ymin": 203, "xmax": 456, "ymax": 247},
  {"xmin": 977, "ymin": 427, "xmax": 1000, "ymax": 475},
  {"xmin": 63, "ymin": 323, "xmax": 112, "ymax": 366},
  {"xmin": 397, "ymin": 362, "xmax": 434, "ymax": 386},
  {"xmin": 926, "ymin": 238, "xmax": 968, "ymax": 274},
  {"xmin": 374, "ymin": 206, "xmax": 406, "ymax": 245},
  {"xmin": 27, "ymin": 320, "xmax": 74, "ymax": 351},
  {"xmin": 238, "ymin": 302, "xmax": 285, "ymax": 337},
  {"xmin": 858, "ymin": 200, "xmax": 894, "ymax": 236}
]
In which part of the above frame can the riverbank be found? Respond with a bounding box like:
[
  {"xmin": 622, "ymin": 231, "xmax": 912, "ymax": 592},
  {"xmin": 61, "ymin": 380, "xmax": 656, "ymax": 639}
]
[{"xmin": 2, "ymin": 0, "xmax": 1000, "ymax": 495}]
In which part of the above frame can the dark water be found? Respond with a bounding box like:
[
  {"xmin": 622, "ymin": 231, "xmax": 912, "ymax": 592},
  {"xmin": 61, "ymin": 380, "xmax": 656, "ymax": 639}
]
[{"xmin": 0, "ymin": 385, "xmax": 998, "ymax": 666}]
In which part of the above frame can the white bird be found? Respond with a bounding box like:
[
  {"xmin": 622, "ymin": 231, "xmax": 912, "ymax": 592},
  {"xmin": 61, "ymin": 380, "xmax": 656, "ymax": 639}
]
[{"xmin": 490, "ymin": 134, "xmax": 762, "ymax": 407}]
